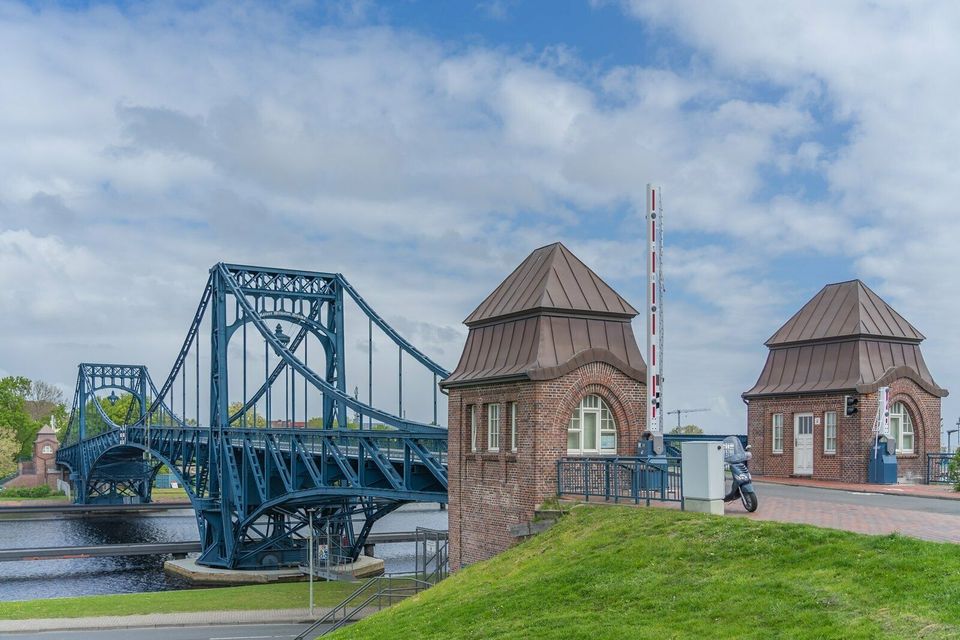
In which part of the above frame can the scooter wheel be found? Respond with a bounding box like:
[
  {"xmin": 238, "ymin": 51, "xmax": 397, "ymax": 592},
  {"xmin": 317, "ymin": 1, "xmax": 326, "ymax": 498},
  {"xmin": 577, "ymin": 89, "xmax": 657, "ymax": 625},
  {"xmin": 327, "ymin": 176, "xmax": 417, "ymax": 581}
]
[{"xmin": 741, "ymin": 490, "xmax": 758, "ymax": 513}]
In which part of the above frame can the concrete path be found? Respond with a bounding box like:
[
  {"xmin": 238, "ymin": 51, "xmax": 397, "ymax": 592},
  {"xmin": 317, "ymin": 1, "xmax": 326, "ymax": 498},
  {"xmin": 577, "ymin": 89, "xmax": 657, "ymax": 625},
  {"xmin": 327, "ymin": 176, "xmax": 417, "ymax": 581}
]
[
  {"xmin": 1, "ymin": 622, "xmax": 321, "ymax": 640},
  {"xmin": 0, "ymin": 607, "xmax": 372, "ymax": 634},
  {"xmin": 726, "ymin": 481, "xmax": 960, "ymax": 543}
]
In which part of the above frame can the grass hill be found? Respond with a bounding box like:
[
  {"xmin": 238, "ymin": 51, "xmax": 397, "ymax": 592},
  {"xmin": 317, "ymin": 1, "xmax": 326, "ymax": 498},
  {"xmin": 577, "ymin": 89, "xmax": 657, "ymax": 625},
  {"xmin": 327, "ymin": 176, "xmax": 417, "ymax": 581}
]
[{"xmin": 333, "ymin": 506, "xmax": 960, "ymax": 640}]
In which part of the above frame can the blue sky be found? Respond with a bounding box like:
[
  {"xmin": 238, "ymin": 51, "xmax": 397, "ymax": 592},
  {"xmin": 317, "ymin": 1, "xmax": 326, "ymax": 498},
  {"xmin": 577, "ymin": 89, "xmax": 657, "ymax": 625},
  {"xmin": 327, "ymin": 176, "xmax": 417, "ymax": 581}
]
[{"xmin": 1, "ymin": 0, "xmax": 959, "ymax": 437}]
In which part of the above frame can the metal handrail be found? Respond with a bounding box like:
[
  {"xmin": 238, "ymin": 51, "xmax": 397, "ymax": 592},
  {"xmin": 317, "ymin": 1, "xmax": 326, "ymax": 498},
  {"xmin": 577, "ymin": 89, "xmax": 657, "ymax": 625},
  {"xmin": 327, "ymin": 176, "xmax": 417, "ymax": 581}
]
[
  {"xmin": 925, "ymin": 452, "xmax": 954, "ymax": 484},
  {"xmin": 557, "ymin": 455, "xmax": 684, "ymax": 507},
  {"xmin": 294, "ymin": 574, "xmax": 433, "ymax": 640}
]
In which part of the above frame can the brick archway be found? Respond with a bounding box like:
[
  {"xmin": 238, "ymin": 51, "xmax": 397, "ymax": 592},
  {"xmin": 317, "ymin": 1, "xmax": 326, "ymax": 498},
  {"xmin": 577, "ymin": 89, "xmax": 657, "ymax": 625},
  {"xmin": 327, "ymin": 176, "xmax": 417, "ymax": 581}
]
[
  {"xmin": 549, "ymin": 362, "xmax": 644, "ymax": 457},
  {"xmin": 887, "ymin": 392, "xmax": 925, "ymax": 452}
]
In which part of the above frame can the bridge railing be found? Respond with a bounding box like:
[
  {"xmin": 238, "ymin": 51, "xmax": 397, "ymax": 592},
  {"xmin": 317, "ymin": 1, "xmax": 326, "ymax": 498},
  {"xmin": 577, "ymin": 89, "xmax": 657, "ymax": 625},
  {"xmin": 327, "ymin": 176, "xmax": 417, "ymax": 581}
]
[
  {"xmin": 926, "ymin": 453, "xmax": 954, "ymax": 485},
  {"xmin": 557, "ymin": 456, "xmax": 683, "ymax": 506}
]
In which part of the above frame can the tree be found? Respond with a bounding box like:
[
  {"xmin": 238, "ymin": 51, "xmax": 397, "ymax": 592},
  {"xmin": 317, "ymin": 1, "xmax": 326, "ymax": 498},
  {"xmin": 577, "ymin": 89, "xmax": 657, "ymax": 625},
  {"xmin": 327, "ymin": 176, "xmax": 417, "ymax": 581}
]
[
  {"xmin": 0, "ymin": 376, "xmax": 39, "ymax": 458},
  {"xmin": 0, "ymin": 426, "xmax": 18, "ymax": 477},
  {"xmin": 228, "ymin": 401, "xmax": 266, "ymax": 427},
  {"xmin": 83, "ymin": 392, "xmax": 143, "ymax": 436},
  {"xmin": 669, "ymin": 424, "xmax": 704, "ymax": 435},
  {"xmin": 949, "ymin": 450, "xmax": 960, "ymax": 493},
  {"xmin": 24, "ymin": 380, "xmax": 65, "ymax": 422}
]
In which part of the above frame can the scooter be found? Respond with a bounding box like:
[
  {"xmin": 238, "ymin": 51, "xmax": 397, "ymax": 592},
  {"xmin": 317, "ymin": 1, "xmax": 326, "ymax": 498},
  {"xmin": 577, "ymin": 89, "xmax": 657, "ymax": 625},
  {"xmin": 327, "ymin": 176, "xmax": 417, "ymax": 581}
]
[{"xmin": 722, "ymin": 435, "xmax": 758, "ymax": 512}]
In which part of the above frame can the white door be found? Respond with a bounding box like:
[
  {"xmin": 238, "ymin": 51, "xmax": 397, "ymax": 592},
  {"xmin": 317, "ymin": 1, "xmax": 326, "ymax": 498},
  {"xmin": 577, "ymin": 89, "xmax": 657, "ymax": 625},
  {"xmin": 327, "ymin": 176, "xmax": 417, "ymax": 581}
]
[{"xmin": 794, "ymin": 414, "xmax": 814, "ymax": 475}]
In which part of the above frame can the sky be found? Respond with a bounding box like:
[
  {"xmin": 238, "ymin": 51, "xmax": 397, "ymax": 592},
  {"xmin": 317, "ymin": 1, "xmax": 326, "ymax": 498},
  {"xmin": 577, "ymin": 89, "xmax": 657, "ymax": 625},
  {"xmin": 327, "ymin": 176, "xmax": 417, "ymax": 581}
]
[{"xmin": 2, "ymin": 0, "xmax": 959, "ymax": 436}]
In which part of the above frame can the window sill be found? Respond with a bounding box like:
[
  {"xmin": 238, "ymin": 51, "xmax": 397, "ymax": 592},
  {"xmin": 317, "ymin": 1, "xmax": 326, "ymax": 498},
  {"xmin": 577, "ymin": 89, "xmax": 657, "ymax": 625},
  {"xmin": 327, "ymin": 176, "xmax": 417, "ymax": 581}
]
[
  {"xmin": 772, "ymin": 451, "xmax": 783, "ymax": 455},
  {"xmin": 823, "ymin": 452, "xmax": 837, "ymax": 456}
]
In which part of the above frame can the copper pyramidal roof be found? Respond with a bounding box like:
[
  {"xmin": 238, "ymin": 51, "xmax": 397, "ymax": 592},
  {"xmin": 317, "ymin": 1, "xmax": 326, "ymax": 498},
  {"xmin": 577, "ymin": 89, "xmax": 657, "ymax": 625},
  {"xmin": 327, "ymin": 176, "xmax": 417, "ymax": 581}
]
[
  {"xmin": 766, "ymin": 280, "xmax": 924, "ymax": 346},
  {"xmin": 464, "ymin": 242, "xmax": 638, "ymax": 326},
  {"xmin": 442, "ymin": 242, "xmax": 645, "ymax": 388},
  {"xmin": 744, "ymin": 279, "xmax": 946, "ymax": 399}
]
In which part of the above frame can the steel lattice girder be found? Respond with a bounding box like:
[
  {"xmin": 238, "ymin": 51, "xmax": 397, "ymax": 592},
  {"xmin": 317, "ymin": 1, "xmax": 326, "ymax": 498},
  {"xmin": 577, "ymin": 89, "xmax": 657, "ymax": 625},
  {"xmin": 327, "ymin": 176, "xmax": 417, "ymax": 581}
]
[{"xmin": 55, "ymin": 262, "xmax": 451, "ymax": 570}]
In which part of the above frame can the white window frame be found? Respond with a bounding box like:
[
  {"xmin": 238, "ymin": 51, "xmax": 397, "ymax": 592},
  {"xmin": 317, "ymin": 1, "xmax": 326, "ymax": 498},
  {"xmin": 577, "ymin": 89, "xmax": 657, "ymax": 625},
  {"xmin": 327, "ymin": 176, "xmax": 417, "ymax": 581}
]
[
  {"xmin": 772, "ymin": 413, "xmax": 784, "ymax": 454},
  {"xmin": 823, "ymin": 411, "xmax": 837, "ymax": 454},
  {"xmin": 469, "ymin": 405, "xmax": 477, "ymax": 453},
  {"xmin": 487, "ymin": 403, "xmax": 500, "ymax": 452},
  {"xmin": 889, "ymin": 401, "xmax": 914, "ymax": 454},
  {"xmin": 567, "ymin": 395, "xmax": 617, "ymax": 455},
  {"xmin": 510, "ymin": 402, "xmax": 517, "ymax": 452},
  {"xmin": 41, "ymin": 444, "xmax": 53, "ymax": 455}
]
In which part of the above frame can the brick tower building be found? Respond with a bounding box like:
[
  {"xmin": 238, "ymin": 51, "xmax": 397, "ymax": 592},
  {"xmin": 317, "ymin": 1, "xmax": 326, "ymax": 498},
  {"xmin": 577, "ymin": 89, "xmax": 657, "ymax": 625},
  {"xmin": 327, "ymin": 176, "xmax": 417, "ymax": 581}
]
[
  {"xmin": 441, "ymin": 242, "xmax": 647, "ymax": 570},
  {"xmin": 5, "ymin": 419, "xmax": 61, "ymax": 490},
  {"xmin": 743, "ymin": 280, "xmax": 947, "ymax": 482}
]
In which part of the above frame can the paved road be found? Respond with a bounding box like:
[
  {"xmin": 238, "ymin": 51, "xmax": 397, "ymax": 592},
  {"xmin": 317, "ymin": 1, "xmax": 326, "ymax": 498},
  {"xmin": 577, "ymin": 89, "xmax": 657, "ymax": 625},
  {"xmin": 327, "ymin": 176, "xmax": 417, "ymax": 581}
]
[
  {"xmin": 753, "ymin": 481, "xmax": 960, "ymax": 515},
  {"xmin": 726, "ymin": 480, "xmax": 960, "ymax": 543},
  {"xmin": 1, "ymin": 622, "xmax": 330, "ymax": 640}
]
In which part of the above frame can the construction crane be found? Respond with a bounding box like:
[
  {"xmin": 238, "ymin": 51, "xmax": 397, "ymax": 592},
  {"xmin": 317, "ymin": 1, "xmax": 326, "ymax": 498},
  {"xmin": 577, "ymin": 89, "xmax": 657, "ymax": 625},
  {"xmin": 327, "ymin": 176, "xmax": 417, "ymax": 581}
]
[{"xmin": 665, "ymin": 408, "xmax": 710, "ymax": 431}]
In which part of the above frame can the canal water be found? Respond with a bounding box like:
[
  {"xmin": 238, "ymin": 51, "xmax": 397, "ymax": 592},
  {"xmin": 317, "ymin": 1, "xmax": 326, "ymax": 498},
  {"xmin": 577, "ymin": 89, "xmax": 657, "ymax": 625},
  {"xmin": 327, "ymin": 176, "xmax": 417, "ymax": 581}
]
[{"xmin": 0, "ymin": 504, "xmax": 446, "ymax": 601}]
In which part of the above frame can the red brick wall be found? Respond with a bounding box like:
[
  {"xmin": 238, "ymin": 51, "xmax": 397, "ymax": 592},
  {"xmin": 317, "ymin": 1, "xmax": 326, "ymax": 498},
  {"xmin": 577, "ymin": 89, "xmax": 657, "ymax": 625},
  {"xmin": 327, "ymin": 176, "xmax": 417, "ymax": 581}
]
[
  {"xmin": 746, "ymin": 378, "xmax": 941, "ymax": 483},
  {"xmin": 447, "ymin": 362, "xmax": 646, "ymax": 570}
]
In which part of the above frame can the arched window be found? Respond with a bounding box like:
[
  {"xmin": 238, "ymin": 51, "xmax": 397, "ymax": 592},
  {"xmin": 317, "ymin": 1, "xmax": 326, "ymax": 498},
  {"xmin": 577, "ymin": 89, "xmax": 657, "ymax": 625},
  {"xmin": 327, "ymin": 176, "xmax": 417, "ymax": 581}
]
[
  {"xmin": 567, "ymin": 395, "xmax": 617, "ymax": 455},
  {"xmin": 41, "ymin": 444, "xmax": 53, "ymax": 455},
  {"xmin": 889, "ymin": 402, "xmax": 914, "ymax": 454}
]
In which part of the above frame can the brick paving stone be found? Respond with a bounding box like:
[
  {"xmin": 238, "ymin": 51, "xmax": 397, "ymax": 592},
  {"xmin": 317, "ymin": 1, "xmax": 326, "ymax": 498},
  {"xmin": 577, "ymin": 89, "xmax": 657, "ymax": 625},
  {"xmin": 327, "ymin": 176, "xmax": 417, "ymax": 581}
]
[{"xmin": 726, "ymin": 494, "xmax": 960, "ymax": 544}]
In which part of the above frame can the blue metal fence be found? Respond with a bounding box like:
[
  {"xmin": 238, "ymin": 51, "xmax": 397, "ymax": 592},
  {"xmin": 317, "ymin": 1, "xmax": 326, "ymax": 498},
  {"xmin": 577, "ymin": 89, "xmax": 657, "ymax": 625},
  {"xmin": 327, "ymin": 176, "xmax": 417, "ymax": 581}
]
[
  {"xmin": 557, "ymin": 456, "xmax": 683, "ymax": 507},
  {"xmin": 925, "ymin": 453, "xmax": 954, "ymax": 484},
  {"xmin": 153, "ymin": 473, "xmax": 177, "ymax": 489}
]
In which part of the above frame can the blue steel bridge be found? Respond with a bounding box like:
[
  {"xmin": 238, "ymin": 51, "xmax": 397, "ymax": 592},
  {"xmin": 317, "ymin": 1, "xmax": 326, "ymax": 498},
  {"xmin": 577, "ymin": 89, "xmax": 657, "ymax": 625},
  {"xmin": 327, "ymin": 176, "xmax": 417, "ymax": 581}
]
[{"xmin": 56, "ymin": 263, "xmax": 450, "ymax": 570}]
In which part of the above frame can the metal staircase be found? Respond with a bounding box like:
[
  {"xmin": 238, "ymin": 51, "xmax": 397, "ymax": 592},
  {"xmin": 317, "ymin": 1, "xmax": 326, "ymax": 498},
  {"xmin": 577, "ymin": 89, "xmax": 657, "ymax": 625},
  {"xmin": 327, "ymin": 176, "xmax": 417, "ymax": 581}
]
[{"xmin": 294, "ymin": 575, "xmax": 433, "ymax": 639}]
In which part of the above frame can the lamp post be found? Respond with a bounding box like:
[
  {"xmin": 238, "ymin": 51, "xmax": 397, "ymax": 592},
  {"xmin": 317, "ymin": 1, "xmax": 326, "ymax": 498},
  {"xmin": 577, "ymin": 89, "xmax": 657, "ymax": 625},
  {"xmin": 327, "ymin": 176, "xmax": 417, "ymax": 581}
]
[
  {"xmin": 308, "ymin": 508, "xmax": 315, "ymax": 616},
  {"xmin": 949, "ymin": 418, "xmax": 960, "ymax": 453},
  {"xmin": 107, "ymin": 391, "xmax": 119, "ymax": 406}
]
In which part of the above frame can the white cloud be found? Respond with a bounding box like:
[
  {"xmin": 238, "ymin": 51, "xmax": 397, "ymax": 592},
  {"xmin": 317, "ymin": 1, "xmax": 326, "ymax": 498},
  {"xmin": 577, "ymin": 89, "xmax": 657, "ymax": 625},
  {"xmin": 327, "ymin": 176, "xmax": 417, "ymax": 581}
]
[
  {"xmin": 3, "ymin": 1, "xmax": 958, "ymax": 433},
  {"xmin": 621, "ymin": 0, "xmax": 960, "ymax": 430}
]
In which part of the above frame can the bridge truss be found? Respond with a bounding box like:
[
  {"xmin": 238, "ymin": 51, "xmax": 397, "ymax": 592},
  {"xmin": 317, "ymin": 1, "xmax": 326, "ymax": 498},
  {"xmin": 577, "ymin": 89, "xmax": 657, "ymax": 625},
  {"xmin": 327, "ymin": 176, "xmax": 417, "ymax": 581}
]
[{"xmin": 57, "ymin": 264, "xmax": 449, "ymax": 569}]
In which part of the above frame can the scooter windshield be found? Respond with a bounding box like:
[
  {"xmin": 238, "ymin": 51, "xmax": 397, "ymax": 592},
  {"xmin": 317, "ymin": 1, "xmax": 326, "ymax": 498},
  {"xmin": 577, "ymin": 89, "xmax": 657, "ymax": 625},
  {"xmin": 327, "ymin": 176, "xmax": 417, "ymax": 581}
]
[{"xmin": 722, "ymin": 436, "xmax": 750, "ymax": 464}]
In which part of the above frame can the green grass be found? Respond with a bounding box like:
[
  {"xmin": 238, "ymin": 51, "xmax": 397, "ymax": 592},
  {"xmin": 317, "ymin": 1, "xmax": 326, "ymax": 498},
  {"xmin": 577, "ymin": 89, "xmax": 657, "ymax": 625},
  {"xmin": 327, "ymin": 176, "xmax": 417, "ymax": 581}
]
[
  {"xmin": 151, "ymin": 487, "xmax": 190, "ymax": 501},
  {"xmin": 333, "ymin": 506, "xmax": 960, "ymax": 640},
  {"xmin": 0, "ymin": 581, "xmax": 362, "ymax": 620}
]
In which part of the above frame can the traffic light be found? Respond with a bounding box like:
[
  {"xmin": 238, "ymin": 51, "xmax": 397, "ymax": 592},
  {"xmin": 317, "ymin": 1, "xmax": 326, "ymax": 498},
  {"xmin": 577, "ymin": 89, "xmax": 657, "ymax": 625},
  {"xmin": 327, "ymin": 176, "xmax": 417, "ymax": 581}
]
[{"xmin": 844, "ymin": 395, "xmax": 859, "ymax": 417}]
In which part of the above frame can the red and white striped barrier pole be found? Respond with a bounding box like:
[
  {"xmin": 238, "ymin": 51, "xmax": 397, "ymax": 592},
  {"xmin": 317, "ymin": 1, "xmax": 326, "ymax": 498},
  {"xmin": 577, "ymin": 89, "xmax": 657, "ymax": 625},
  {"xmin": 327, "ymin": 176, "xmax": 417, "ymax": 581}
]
[{"xmin": 646, "ymin": 184, "xmax": 664, "ymax": 438}]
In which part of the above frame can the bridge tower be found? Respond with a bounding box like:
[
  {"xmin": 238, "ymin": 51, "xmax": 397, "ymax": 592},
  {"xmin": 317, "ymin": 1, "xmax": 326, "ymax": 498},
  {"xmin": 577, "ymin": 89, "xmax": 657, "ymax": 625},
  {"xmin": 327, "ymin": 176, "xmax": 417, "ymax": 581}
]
[{"xmin": 441, "ymin": 242, "xmax": 647, "ymax": 570}]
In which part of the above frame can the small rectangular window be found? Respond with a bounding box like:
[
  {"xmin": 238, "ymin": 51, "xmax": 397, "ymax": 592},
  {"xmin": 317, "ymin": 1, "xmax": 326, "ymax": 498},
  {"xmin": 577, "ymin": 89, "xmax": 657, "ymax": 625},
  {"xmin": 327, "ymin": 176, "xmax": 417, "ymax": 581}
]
[
  {"xmin": 824, "ymin": 411, "xmax": 837, "ymax": 454},
  {"xmin": 469, "ymin": 405, "xmax": 477, "ymax": 453},
  {"xmin": 510, "ymin": 402, "xmax": 517, "ymax": 452},
  {"xmin": 487, "ymin": 403, "xmax": 500, "ymax": 451},
  {"xmin": 772, "ymin": 413, "xmax": 783, "ymax": 453}
]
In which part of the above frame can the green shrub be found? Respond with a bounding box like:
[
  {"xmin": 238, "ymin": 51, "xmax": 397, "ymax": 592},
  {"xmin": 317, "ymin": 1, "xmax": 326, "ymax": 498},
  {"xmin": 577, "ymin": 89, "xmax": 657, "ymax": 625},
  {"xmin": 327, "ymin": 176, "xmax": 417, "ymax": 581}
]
[
  {"xmin": 949, "ymin": 450, "xmax": 960, "ymax": 492},
  {"xmin": 0, "ymin": 485, "xmax": 64, "ymax": 498}
]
